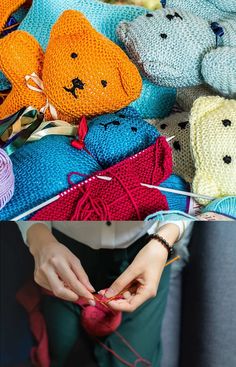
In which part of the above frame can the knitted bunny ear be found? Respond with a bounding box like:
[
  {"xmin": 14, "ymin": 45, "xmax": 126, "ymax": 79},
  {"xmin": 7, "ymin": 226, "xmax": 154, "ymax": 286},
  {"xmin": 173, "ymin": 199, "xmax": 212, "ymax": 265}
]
[
  {"xmin": 0, "ymin": 0, "xmax": 28, "ymax": 33},
  {"xmin": 50, "ymin": 10, "xmax": 95, "ymax": 39},
  {"xmin": 202, "ymin": 47, "xmax": 236, "ymax": 98},
  {"xmin": 190, "ymin": 95, "xmax": 225, "ymax": 124},
  {"xmin": 0, "ymin": 30, "xmax": 44, "ymax": 119}
]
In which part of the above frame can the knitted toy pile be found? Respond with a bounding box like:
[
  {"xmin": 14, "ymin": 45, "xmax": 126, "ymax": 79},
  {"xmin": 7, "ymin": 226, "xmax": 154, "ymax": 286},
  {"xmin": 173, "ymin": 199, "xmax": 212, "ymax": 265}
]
[
  {"xmin": 0, "ymin": 107, "xmax": 159, "ymax": 220},
  {"xmin": 117, "ymin": 8, "xmax": 236, "ymax": 97},
  {"xmin": 30, "ymin": 137, "xmax": 172, "ymax": 221},
  {"xmin": 0, "ymin": 10, "xmax": 142, "ymax": 121},
  {"xmin": 0, "ymin": 0, "xmax": 176, "ymax": 119}
]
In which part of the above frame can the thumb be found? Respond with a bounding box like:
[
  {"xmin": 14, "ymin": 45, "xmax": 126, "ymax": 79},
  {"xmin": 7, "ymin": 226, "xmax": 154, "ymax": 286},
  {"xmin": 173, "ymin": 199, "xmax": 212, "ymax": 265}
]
[{"xmin": 105, "ymin": 265, "xmax": 137, "ymax": 299}]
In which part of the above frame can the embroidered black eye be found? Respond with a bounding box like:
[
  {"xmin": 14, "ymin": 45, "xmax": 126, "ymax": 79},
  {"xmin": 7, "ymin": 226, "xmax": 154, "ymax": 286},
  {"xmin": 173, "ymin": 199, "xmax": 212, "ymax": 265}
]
[
  {"xmin": 166, "ymin": 12, "xmax": 183, "ymax": 21},
  {"xmin": 160, "ymin": 33, "xmax": 167, "ymax": 39},
  {"xmin": 112, "ymin": 121, "xmax": 120, "ymax": 126},
  {"xmin": 222, "ymin": 119, "xmax": 232, "ymax": 127},
  {"xmin": 223, "ymin": 155, "xmax": 232, "ymax": 164},
  {"xmin": 178, "ymin": 121, "xmax": 189, "ymax": 129},
  {"xmin": 71, "ymin": 53, "xmax": 78, "ymax": 59},
  {"xmin": 101, "ymin": 80, "xmax": 107, "ymax": 88},
  {"xmin": 160, "ymin": 123, "xmax": 167, "ymax": 130},
  {"xmin": 118, "ymin": 114, "xmax": 126, "ymax": 118},
  {"xmin": 173, "ymin": 141, "xmax": 181, "ymax": 151},
  {"xmin": 146, "ymin": 13, "xmax": 154, "ymax": 17},
  {"xmin": 131, "ymin": 127, "xmax": 137, "ymax": 132}
]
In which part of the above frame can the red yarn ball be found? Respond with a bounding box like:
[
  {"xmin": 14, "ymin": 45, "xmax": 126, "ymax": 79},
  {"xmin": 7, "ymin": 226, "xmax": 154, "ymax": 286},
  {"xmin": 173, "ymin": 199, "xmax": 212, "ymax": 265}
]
[{"xmin": 81, "ymin": 296, "xmax": 122, "ymax": 337}]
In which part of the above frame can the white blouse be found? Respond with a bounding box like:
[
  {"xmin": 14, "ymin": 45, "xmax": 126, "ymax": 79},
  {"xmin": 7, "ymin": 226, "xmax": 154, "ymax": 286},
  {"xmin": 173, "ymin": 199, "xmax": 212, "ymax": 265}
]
[{"xmin": 18, "ymin": 221, "xmax": 189, "ymax": 250}]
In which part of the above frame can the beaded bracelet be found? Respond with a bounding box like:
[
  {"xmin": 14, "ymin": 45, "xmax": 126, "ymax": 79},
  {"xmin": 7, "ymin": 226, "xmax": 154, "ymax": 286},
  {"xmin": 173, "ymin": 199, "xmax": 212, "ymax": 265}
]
[{"xmin": 149, "ymin": 234, "xmax": 175, "ymax": 260}]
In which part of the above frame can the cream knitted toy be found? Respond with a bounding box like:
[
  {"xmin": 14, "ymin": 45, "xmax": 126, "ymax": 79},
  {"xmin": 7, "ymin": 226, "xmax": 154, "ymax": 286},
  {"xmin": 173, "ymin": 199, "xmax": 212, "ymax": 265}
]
[
  {"xmin": 149, "ymin": 112, "xmax": 195, "ymax": 183},
  {"xmin": 191, "ymin": 96, "xmax": 236, "ymax": 205}
]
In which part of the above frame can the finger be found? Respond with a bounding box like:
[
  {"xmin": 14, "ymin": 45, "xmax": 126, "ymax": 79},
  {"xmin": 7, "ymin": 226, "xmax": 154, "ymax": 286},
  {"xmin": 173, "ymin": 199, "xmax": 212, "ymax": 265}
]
[
  {"xmin": 105, "ymin": 265, "xmax": 137, "ymax": 298},
  {"xmin": 70, "ymin": 257, "xmax": 95, "ymax": 292},
  {"xmin": 46, "ymin": 267, "xmax": 79, "ymax": 302},
  {"xmin": 55, "ymin": 261, "xmax": 95, "ymax": 301}
]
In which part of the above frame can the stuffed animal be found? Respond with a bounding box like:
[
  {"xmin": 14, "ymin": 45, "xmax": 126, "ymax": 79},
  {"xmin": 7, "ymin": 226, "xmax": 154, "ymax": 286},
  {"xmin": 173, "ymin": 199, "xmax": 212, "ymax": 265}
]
[
  {"xmin": 30, "ymin": 137, "xmax": 172, "ymax": 221},
  {"xmin": 0, "ymin": 10, "xmax": 142, "ymax": 122},
  {"xmin": 190, "ymin": 96, "xmax": 236, "ymax": 205},
  {"xmin": 0, "ymin": 0, "xmax": 176, "ymax": 119},
  {"xmin": 0, "ymin": 107, "xmax": 160, "ymax": 220},
  {"xmin": 149, "ymin": 112, "xmax": 195, "ymax": 183},
  {"xmin": 117, "ymin": 9, "xmax": 236, "ymax": 97},
  {"xmin": 176, "ymin": 85, "xmax": 217, "ymax": 112},
  {"xmin": 162, "ymin": 0, "xmax": 236, "ymax": 21}
]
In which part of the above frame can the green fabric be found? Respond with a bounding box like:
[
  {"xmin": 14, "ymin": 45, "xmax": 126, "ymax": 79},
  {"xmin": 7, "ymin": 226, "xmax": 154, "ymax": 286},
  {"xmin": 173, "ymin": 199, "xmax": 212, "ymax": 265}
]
[{"xmin": 42, "ymin": 230, "xmax": 171, "ymax": 367}]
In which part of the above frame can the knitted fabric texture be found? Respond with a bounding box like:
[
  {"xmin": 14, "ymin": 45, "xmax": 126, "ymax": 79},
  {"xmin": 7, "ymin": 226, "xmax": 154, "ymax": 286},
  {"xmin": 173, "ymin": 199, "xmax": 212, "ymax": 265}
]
[
  {"xmin": 30, "ymin": 137, "xmax": 172, "ymax": 220},
  {"xmin": 0, "ymin": 0, "xmax": 176, "ymax": 119},
  {"xmin": 177, "ymin": 85, "xmax": 217, "ymax": 112},
  {"xmin": 0, "ymin": 1, "xmax": 31, "ymax": 91},
  {"xmin": 164, "ymin": 0, "xmax": 236, "ymax": 21},
  {"xmin": 117, "ymin": 9, "xmax": 236, "ymax": 97},
  {"xmin": 0, "ymin": 107, "xmax": 159, "ymax": 220},
  {"xmin": 149, "ymin": 112, "xmax": 195, "ymax": 183},
  {"xmin": 190, "ymin": 96, "xmax": 236, "ymax": 205},
  {"xmin": 201, "ymin": 196, "xmax": 236, "ymax": 220},
  {"xmin": 158, "ymin": 174, "xmax": 189, "ymax": 213},
  {"xmin": 0, "ymin": 10, "xmax": 142, "ymax": 121}
]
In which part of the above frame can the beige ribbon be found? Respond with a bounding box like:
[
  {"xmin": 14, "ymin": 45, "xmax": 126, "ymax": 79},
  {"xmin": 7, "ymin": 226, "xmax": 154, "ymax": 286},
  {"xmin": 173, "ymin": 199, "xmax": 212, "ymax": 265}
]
[{"xmin": 25, "ymin": 72, "xmax": 58, "ymax": 120}]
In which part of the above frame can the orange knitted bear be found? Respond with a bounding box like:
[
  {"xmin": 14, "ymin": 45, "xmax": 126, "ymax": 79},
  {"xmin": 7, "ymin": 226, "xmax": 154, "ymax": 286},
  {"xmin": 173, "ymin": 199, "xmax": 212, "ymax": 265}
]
[{"xmin": 0, "ymin": 10, "xmax": 142, "ymax": 122}]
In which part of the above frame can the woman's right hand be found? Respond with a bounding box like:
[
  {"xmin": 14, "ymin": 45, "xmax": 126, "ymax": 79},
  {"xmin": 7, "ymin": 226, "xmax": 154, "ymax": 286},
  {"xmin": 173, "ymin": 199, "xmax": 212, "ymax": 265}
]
[{"xmin": 28, "ymin": 225, "xmax": 95, "ymax": 303}]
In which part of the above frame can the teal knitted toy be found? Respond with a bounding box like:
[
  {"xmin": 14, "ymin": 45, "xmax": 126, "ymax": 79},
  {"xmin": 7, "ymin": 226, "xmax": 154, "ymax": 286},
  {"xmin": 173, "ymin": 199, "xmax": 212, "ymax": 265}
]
[
  {"xmin": 0, "ymin": 107, "xmax": 161, "ymax": 220},
  {"xmin": 163, "ymin": 0, "xmax": 236, "ymax": 21},
  {"xmin": 117, "ymin": 9, "xmax": 236, "ymax": 98},
  {"xmin": 0, "ymin": 0, "xmax": 176, "ymax": 119}
]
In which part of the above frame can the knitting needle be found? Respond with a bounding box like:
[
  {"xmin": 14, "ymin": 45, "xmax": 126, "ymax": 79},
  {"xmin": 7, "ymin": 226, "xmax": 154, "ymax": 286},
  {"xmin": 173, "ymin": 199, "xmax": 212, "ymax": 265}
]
[{"xmin": 141, "ymin": 183, "xmax": 214, "ymax": 201}]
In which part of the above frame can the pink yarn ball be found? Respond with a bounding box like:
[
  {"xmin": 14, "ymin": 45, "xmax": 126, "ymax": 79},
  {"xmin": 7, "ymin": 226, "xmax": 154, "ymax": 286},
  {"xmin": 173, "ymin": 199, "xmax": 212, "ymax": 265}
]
[
  {"xmin": 81, "ymin": 297, "xmax": 122, "ymax": 337},
  {"xmin": 0, "ymin": 149, "xmax": 14, "ymax": 210}
]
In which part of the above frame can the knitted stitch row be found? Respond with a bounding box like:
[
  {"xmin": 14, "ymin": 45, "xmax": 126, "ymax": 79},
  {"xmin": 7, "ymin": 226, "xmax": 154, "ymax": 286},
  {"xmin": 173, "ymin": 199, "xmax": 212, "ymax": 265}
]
[
  {"xmin": 30, "ymin": 137, "xmax": 172, "ymax": 220},
  {"xmin": 0, "ymin": 107, "xmax": 159, "ymax": 220}
]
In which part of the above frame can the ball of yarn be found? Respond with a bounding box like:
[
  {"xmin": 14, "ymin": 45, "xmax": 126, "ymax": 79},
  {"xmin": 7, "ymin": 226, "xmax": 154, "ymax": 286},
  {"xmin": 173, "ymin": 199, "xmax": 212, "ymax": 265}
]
[
  {"xmin": 0, "ymin": 149, "xmax": 14, "ymax": 210},
  {"xmin": 81, "ymin": 296, "xmax": 122, "ymax": 337}
]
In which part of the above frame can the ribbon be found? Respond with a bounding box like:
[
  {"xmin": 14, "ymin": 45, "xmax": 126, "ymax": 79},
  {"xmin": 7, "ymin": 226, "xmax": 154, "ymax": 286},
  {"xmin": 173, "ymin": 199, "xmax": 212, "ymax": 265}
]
[
  {"xmin": 25, "ymin": 72, "xmax": 58, "ymax": 120},
  {"xmin": 210, "ymin": 22, "xmax": 224, "ymax": 47}
]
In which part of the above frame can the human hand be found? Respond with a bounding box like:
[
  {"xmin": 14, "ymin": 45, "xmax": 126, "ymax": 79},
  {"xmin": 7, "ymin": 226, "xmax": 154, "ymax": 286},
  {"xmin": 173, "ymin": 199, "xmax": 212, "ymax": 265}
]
[
  {"xmin": 103, "ymin": 224, "xmax": 180, "ymax": 312},
  {"xmin": 28, "ymin": 225, "xmax": 95, "ymax": 303}
]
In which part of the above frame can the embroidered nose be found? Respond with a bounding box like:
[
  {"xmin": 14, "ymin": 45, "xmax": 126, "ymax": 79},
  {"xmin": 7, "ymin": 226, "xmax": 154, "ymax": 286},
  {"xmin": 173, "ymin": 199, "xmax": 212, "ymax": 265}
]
[{"xmin": 72, "ymin": 78, "xmax": 85, "ymax": 90}]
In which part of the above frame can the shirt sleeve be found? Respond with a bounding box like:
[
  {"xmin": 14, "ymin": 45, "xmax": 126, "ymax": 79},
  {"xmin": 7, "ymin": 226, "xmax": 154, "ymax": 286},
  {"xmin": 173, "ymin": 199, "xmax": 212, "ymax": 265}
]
[
  {"xmin": 17, "ymin": 221, "xmax": 52, "ymax": 246},
  {"xmin": 157, "ymin": 221, "xmax": 191, "ymax": 241}
]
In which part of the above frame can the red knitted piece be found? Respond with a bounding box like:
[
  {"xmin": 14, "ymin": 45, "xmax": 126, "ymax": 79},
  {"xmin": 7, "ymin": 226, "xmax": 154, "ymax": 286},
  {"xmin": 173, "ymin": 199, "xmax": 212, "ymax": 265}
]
[{"xmin": 31, "ymin": 137, "xmax": 172, "ymax": 221}]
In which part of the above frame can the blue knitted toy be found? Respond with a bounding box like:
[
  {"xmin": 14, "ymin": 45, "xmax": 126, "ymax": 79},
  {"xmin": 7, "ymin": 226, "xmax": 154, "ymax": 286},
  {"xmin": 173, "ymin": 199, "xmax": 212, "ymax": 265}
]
[
  {"xmin": 163, "ymin": 0, "xmax": 236, "ymax": 21},
  {"xmin": 0, "ymin": 0, "xmax": 176, "ymax": 119},
  {"xmin": 0, "ymin": 107, "xmax": 160, "ymax": 220},
  {"xmin": 117, "ymin": 8, "xmax": 236, "ymax": 98}
]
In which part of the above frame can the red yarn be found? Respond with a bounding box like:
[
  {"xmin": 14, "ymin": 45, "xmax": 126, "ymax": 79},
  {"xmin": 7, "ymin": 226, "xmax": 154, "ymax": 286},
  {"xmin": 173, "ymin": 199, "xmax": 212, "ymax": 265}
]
[
  {"xmin": 31, "ymin": 137, "xmax": 172, "ymax": 220},
  {"xmin": 80, "ymin": 294, "xmax": 122, "ymax": 337}
]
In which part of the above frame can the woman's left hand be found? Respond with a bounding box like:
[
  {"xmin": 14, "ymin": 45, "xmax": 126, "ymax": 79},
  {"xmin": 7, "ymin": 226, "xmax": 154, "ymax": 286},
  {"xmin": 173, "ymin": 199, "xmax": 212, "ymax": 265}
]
[{"xmin": 103, "ymin": 224, "xmax": 180, "ymax": 312}]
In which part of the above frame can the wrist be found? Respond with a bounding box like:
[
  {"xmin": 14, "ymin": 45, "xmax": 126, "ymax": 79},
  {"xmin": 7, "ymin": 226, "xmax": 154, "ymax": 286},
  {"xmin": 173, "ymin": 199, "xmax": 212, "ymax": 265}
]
[
  {"xmin": 149, "ymin": 233, "xmax": 175, "ymax": 260},
  {"xmin": 28, "ymin": 223, "xmax": 58, "ymax": 255}
]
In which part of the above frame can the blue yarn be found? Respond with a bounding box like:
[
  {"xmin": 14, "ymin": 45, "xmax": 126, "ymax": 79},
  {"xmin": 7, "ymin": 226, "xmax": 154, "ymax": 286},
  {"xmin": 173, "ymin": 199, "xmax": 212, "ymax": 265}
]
[
  {"xmin": 145, "ymin": 210, "xmax": 196, "ymax": 221},
  {"xmin": 159, "ymin": 174, "xmax": 190, "ymax": 212},
  {"xmin": 0, "ymin": 107, "xmax": 159, "ymax": 220},
  {"xmin": 0, "ymin": 0, "xmax": 176, "ymax": 118},
  {"xmin": 202, "ymin": 197, "xmax": 236, "ymax": 220}
]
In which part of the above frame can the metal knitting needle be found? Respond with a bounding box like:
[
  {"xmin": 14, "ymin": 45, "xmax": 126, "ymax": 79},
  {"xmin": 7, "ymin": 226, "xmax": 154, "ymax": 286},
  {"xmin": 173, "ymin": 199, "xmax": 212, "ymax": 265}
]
[{"xmin": 141, "ymin": 183, "xmax": 214, "ymax": 201}]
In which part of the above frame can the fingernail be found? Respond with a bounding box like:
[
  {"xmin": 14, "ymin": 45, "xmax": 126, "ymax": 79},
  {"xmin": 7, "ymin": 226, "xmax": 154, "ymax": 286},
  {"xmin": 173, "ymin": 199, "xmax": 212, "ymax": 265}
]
[
  {"xmin": 89, "ymin": 299, "xmax": 96, "ymax": 306},
  {"xmin": 105, "ymin": 289, "xmax": 115, "ymax": 298}
]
